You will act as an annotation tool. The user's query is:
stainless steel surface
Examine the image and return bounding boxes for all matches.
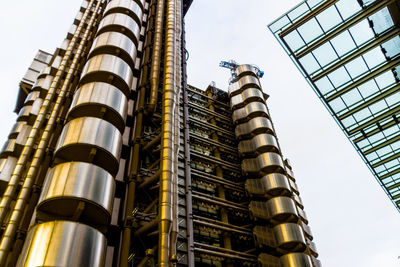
[31,74,54,98]
[103,0,143,26]
[245,173,291,197]
[232,102,269,124]
[9,122,26,139]
[55,117,122,176]
[0,157,17,193]
[17,105,32,122]
[280,253,313,267]
[242,152,285,175]
[235,64,258,79]
[17,221,106,267]
[24,91,40,105]
[229,75,261,96]
[238,133,279,155]
[230,87,264,110]
[80,54,134,97]
[97,12,141,47]
[273,223,306,250]
[38,162,115,226]
[89,31,137,70]
[266,196,298,223]
[258,253,280,267]
[235,116,275,140]
[68,82,128,133]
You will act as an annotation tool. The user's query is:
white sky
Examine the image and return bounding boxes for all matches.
[0,1,399,266]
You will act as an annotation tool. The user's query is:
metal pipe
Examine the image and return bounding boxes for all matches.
[194,247,257,262]
[0,2,104,264]
[158,0,177,265]
[147,0,165,115]
[120,1,157,265]
[0,0,97,225]
[142,133,162,151]
[138,169,161,189]
[135,218,159,236]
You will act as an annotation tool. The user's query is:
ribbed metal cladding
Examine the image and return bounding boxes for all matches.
[228,64,319,266]
[17,0,145,265]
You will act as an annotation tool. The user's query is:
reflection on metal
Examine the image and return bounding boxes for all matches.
[0,157,17,193]
[68,82,128,133]
[38,162,115,226]
[55,117,122,176]
[273,223,306,251]
[232,102,269,124]
[242,152,285,175]
[89,31,137,70]
[245,173,291,197]
[236,64,259,79]
[229,75,261,96]
[17,221,106,267]
[97,12,141,46]
[280,253,313,267]
[103,0,143,26]
[235,116,275,140]
[239,133,279,155]
[80,54,133,97]
[230,88,265,110]
[249,197,298,223]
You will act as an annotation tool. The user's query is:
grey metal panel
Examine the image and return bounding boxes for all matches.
[238,133,279,155]
[68,82,128,133]
[235,116,275,140]
[242,152,285,175]
[55,117,122,176]
[38,162,115,225]
[103,0,143,25]
[89,31,137,70]
[80,54,133,97]
[97,12,140,46]
[230,87,264,111]
[17,221,106,267]
[232,102,269,124]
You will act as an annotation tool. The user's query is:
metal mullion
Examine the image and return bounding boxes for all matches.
[339,83,400,119]
[296,0,395,58]
[279,0,339,38]
[371,150,400,168]
[363,133,400,155]
[348,104,400,135]
[326,56,400,102]
[312,27,400,81]
[378,163,400,180]
[352,117,400,143]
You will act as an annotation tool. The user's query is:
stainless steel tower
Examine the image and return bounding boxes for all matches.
[0,0,319,266]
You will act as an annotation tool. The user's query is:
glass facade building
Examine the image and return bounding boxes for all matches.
[269,0,400,211]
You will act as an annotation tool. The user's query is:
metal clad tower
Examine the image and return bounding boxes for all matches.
[0,0,319,266]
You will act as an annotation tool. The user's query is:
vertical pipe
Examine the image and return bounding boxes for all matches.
[181,18,195,267]
[147,0,165,115]
[0,0,97,225]
[159,0,176,265]
[0,1,104,264]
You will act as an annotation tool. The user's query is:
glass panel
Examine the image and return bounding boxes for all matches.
[358,79,379,99]
[329,97,346,112]
[342,88,363,106]
[299,53,320,74]
[330,31,357,57]
[307,0,325,9]
[354,108,371,122]
[362,47,386,69]
[284,30,306,51]
[315,76,334,95]
[369,7,394,35]
[345,57,369,79]
[349,20,375,46]
[328,66,351,88]
[316,5,343,32]
[375,70,396,89]
[382,36,400,59]
[270,16,291,33]
[312,42,338,67]
[335,0,362,21]
[288,3,310,22]
[297,18,324,43]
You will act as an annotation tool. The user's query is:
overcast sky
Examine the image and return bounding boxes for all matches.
[0,1,399,266]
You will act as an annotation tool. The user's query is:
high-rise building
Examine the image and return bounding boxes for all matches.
[0,0,319,266]
[269,0,400,212]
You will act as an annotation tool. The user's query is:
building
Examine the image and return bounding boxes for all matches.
[0,0,319,266]
[269,0,400,212]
